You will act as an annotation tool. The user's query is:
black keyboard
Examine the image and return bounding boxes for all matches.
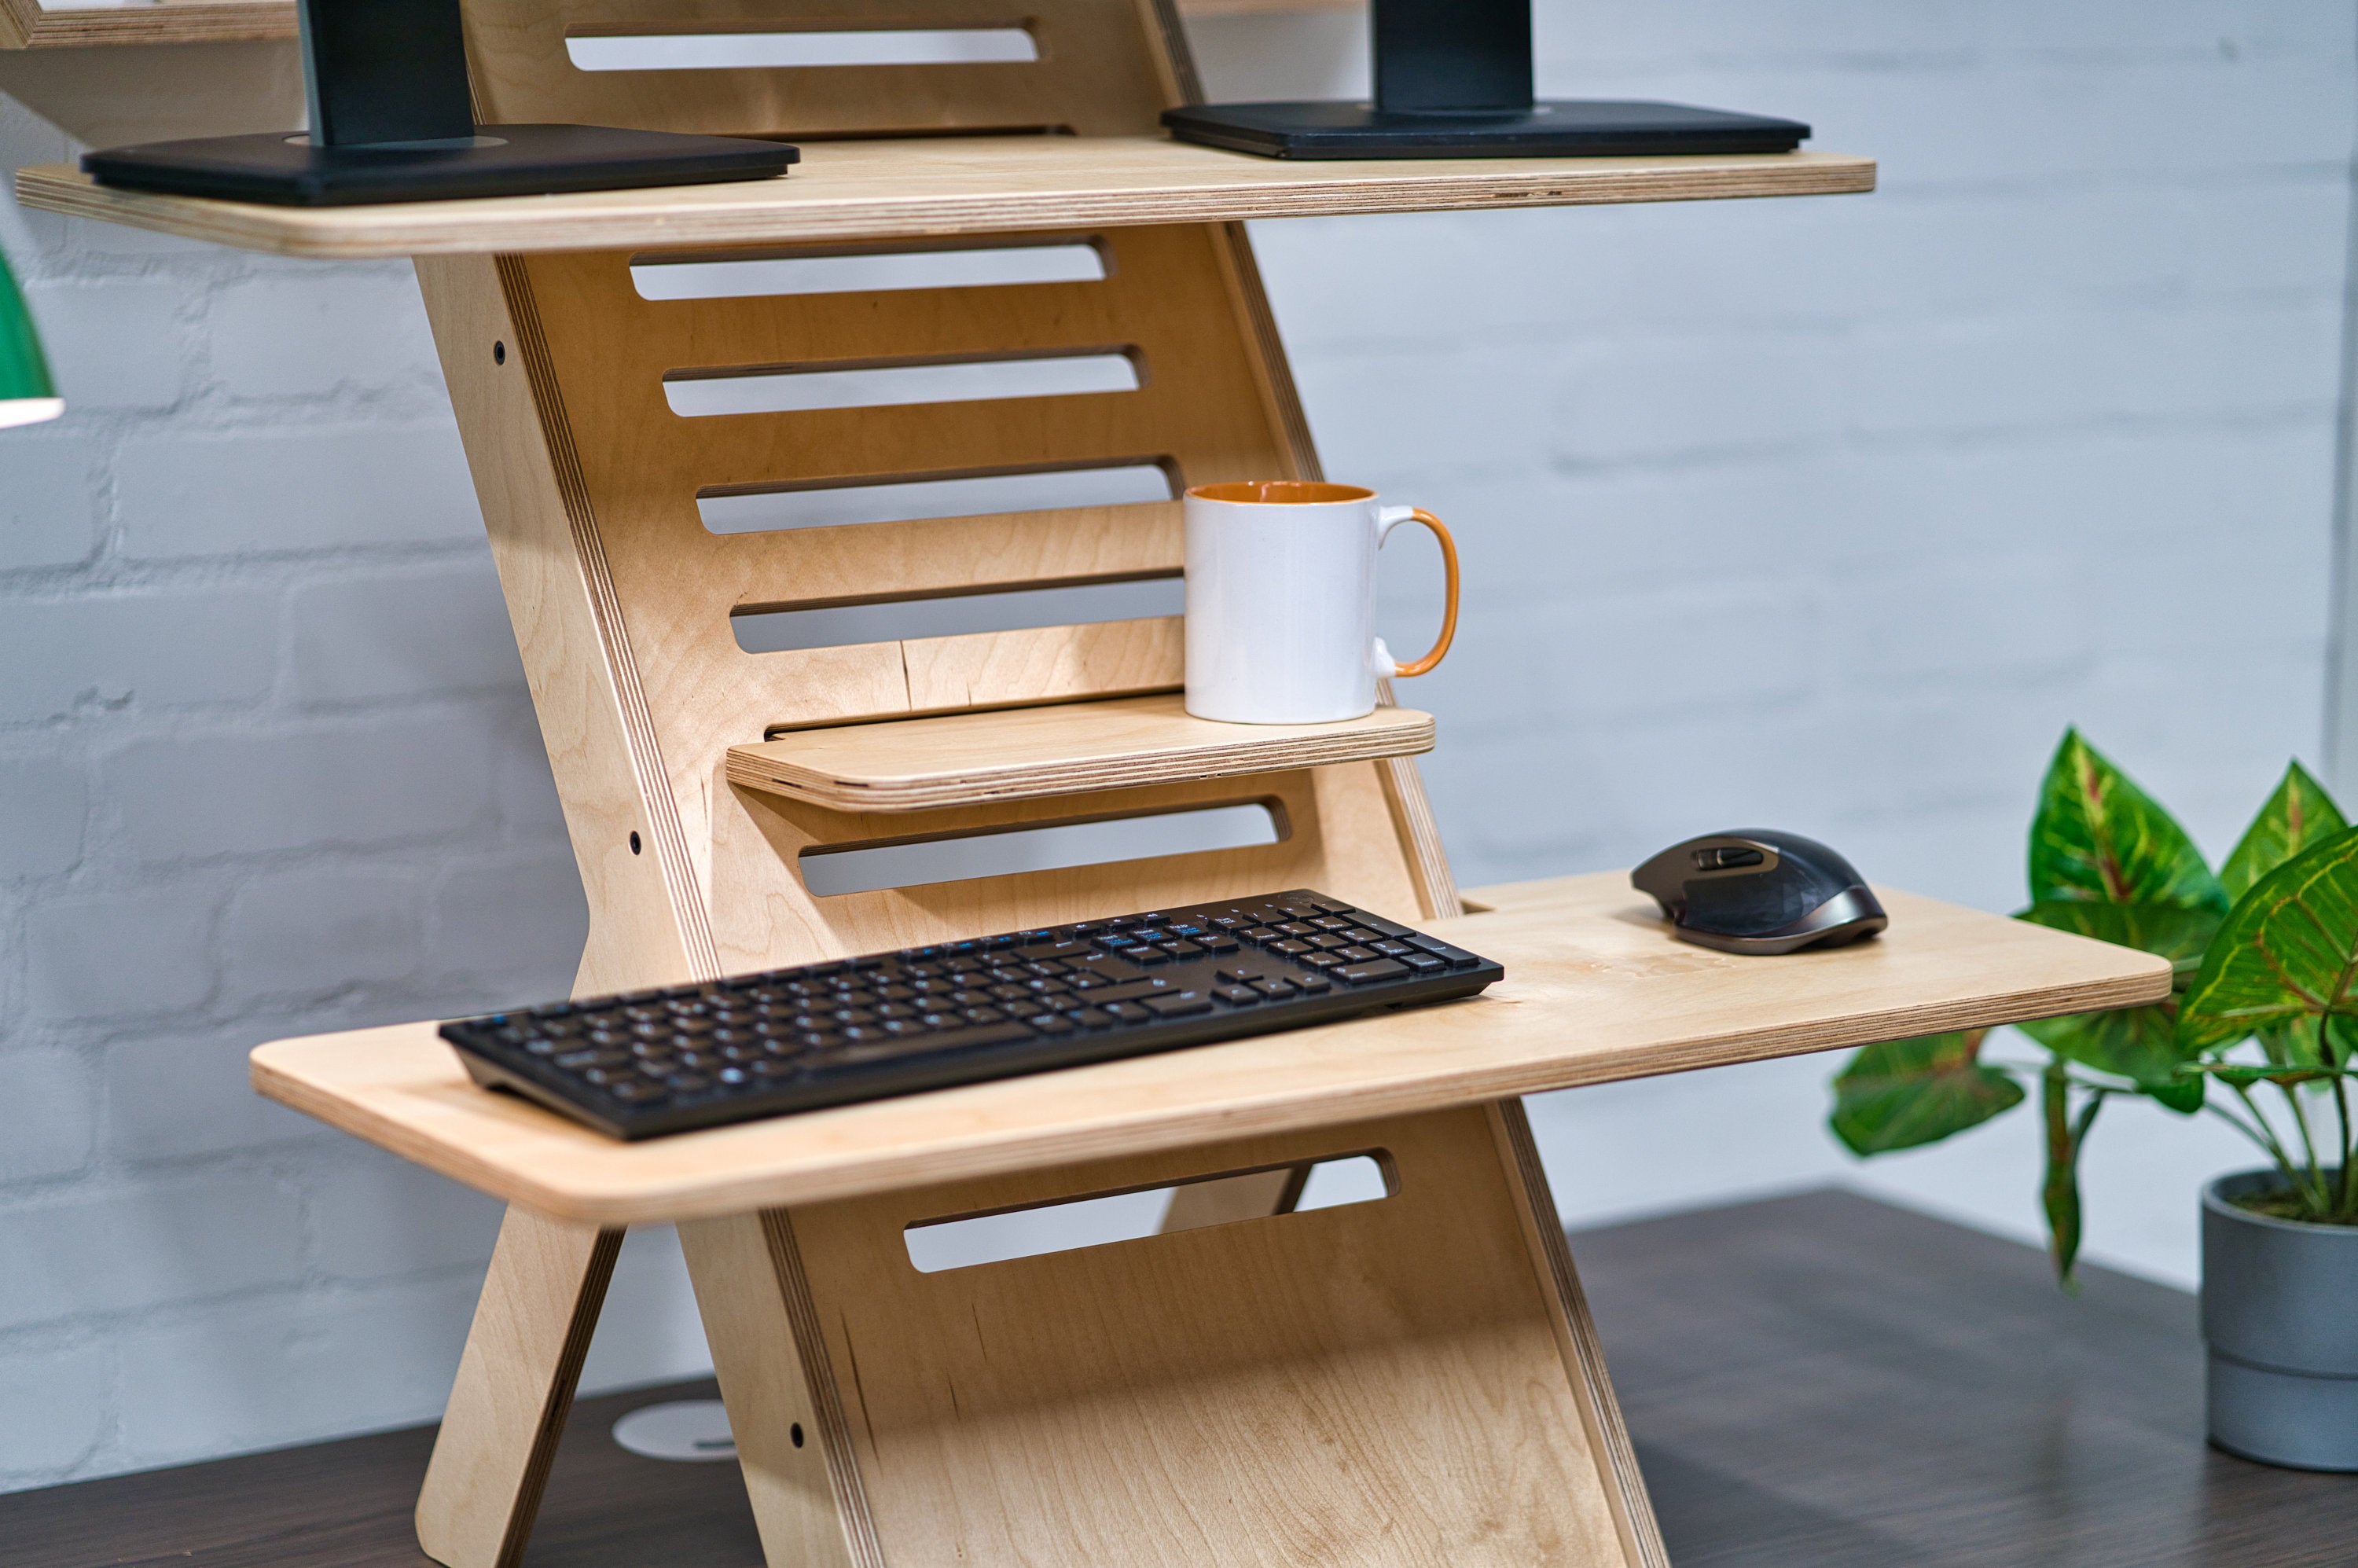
[442,889,1502,1140]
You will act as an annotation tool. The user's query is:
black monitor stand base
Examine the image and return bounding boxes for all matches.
[1162,100,1809,161]
[80,0,795,206]
[84,124,798,207]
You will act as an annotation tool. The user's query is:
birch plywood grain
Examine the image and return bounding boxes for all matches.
[0,0,285,49]
[413,1209,622,1568]
[462,0,1178,140]
[248,875,2173,1225]
[704,765,1424,975]
[725,694,1435,810]
[16,143,1879,258]
[783,1106,1634,1567]
[418,210,1456,982]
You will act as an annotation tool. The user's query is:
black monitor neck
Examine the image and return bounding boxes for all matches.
[1373,0,1535,116]
[298,0,476,147]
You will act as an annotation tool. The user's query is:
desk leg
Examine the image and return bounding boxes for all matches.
[685,1103,1666,1568]
[415,1206,623,1568]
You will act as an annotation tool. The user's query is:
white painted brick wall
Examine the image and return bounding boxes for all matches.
[0,0,2348,1493]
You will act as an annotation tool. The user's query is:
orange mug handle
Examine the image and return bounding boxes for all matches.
[1382,507,1460,678]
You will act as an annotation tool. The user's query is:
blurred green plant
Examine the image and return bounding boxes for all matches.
[1831,730,2358,1285]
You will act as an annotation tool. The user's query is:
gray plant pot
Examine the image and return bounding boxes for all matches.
[2202,1169,2358,1470]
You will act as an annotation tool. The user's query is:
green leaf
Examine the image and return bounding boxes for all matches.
[2019,1005,2185,1088]
[1831,1030,2026,1155]
[2179,827,2358,1052]
[2016,900,2220,985]
[2220,761,2348,903]
[2147,1073,2205,1114]
[2184,1062,2350,1088]
[2028,729,2224,913]
[2042,1064,2104,1287]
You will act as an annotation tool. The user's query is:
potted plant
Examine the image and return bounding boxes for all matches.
[1831,729,2358,1470]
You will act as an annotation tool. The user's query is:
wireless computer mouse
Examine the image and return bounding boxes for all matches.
[1630,830,1887,956]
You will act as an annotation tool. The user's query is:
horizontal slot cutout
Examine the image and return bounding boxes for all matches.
[904,1154,1392,1273]
[635,241,1104,301]
[733,575,1181,654]
[799,801,1282,898]
[701,462,1174,535]
[567,29,1038,72]
[667,352,1140,417]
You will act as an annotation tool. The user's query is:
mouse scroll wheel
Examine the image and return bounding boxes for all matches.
[1692,846,1765,871]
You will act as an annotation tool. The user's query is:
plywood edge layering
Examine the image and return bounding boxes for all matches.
[246,880,2175,1225]
[13,147,1878,259]
[725,694,1436,810]
[0,0,287,49]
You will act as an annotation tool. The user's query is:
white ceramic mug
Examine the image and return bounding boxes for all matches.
[1183,480,1460,725]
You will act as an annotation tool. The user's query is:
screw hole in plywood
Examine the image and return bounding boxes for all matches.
[629,831,642,854]
[799,800,1283,897]
[903,1153,1393,1272]
[665,351,1140,417]
[567,28,1039,73]
[700,460,1173,536]
[733,575,1181,655]
[492,340,505,365]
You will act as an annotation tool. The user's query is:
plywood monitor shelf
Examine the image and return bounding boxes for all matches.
[249,872,2172,1225]
[14,140,1876,258]
[727,693,1434,813]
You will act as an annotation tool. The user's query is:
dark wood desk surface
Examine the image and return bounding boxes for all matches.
[6,1190,2350,1566]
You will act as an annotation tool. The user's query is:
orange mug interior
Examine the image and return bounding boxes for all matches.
[1187,481,1376,505]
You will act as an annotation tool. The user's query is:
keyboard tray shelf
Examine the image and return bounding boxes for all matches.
[725,693,1436,813]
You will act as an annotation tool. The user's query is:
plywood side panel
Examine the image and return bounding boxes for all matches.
[413,254,717,993]
[705,763,1423,971]
[463,0,1177,139]
[788,1107,1634,1566]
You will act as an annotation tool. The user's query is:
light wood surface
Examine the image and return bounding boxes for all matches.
[15,142,1876,258]
[726,692,1436,811]
[413,1208,621,1568]
[249,874,2172,1225]
[678,1213,869,1568]
[422,211,1451,983]
[1489,1099,1669,1568]
[0,0,285,50]
[764,1103,1638,1566]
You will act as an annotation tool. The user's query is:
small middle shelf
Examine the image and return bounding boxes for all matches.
[727,692,1434,813]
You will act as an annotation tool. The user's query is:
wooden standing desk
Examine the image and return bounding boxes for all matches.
[15,4,2156,1565]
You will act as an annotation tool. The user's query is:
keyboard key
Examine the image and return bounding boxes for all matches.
[1199,933,1241,954]
[1269,940,1315,957]
[1027,1014,1077,1034]
[1407,937,1484,969]
[1247,978,1296,998]
[1291,973,1333,993]
[1214,985,1260,1005]
[1333,946,1378,963]
[1142,991,1213,1018]
[1398,952,1447,974]
[1216,966,1264,983]
[1335,959,1409,984]
[1078,979,1173,1004]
